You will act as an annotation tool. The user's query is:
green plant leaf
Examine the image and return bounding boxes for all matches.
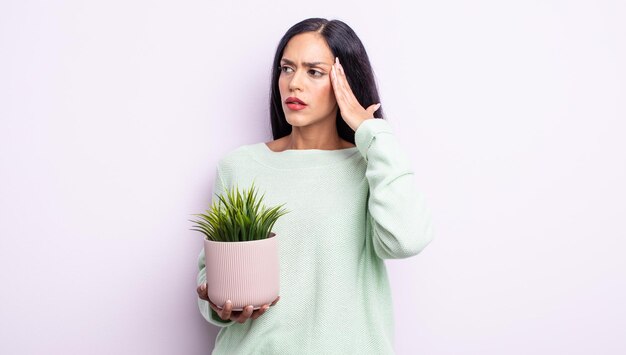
[189,183,289,242]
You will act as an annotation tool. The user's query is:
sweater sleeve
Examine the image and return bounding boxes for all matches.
[354,118,435,259]
[196,164,235,327]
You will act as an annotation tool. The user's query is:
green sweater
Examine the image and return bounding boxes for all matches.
[197,118,434,354]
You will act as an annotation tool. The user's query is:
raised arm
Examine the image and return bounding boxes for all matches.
[354,118,434,259]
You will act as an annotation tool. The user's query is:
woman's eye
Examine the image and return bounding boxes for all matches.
[279,66,323,77]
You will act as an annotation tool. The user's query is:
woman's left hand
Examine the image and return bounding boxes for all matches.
[330,56,381,132]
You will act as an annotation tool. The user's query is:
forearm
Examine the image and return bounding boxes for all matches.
[355,119,435,259]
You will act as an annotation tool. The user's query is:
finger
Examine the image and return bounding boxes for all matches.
[332,60,362,118]
[333,61,345,89]
[331,65,347,103]
[335,58,346,82]
[208,298,221,314]
[337,57,345,76]
[236,305,254,323]
[221,300,233,320]
[270,295,280,306]
[251,304,269,320]
[366,103,381,116]
[332,60,345,86]
[331,65,339,87]
[196,284,209,301]
[333,62,353,103]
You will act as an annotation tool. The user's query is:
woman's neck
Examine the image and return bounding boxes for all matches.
[268,125,354,152]
[283,130,345,150]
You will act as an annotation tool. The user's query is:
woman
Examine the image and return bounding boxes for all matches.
[196,17,434,354]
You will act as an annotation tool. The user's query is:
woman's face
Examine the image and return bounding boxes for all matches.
[278,32,337,128]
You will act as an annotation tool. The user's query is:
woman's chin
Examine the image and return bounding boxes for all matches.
[285,115,311,127]
[286,114,334,127]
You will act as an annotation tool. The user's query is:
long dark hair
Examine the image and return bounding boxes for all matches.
[269,18,385,143]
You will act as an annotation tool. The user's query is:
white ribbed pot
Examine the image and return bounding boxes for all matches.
[204,232,280,311]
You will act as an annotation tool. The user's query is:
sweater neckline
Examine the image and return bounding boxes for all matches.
[245,142,360,169]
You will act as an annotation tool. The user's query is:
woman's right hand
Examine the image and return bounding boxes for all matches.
[197,283,280,324]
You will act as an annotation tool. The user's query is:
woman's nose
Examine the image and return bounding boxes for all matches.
[288,69,304,91]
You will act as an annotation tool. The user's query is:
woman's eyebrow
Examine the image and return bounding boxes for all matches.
[280,58,330,67]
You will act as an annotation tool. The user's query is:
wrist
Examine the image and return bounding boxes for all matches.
[352,117,374,132]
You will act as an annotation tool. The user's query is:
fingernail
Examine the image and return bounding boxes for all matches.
[226,300,231,305]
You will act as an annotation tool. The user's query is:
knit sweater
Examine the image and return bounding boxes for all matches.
[196,118,434,355]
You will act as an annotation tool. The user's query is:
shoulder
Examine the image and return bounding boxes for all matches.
[216,142,262,170]
[264,136,289,152]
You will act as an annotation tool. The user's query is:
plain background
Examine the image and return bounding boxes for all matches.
[1,0,624,354]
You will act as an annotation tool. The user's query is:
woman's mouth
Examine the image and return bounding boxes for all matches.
[285,97,307,111]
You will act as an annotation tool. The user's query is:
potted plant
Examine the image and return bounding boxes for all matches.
[190,182,288,311]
